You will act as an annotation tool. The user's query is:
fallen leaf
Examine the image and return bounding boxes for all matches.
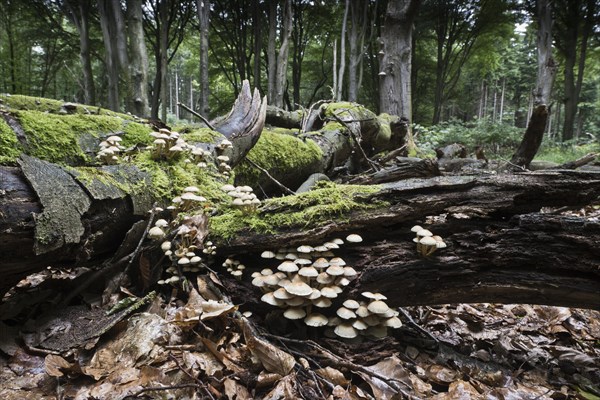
[357,355,411,400]
[316,366,349,386]
[224,377,252,400]
[44,354,73,377]
[241,318,295,376]
[262,374,298,400]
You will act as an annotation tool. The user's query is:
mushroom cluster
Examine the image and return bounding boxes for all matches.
[157,221,209,284]
[216,138,232,152]
[327,292,402,340]
[221,184,261,212]
[251,234,365,329]
[96,135,124,165]
[148,218,169,241]
[167,186,207,213]
[411,225,446,256]
[150,128,190,161]
[222,257,245,280]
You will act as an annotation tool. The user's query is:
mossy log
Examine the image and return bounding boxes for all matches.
[2,92,600,310]
[217,171,600,310]
[238,103,426,194]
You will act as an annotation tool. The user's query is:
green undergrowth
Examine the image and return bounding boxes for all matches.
[535,141,599,164]
[209,181,384,241]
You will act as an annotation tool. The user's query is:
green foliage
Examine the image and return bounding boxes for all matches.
[536,141,599,164]
[415,120,524,158]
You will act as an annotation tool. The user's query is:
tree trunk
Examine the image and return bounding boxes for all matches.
[272,0,292,109]
[64,0,96,105]
[336,0,349,102]
[127,0,149,117]
[267,1,278,107]
[159,0,169,122]
[98,0,120,111]
[379,0,421,154]
[510,0,556,168]
[196,0,210,118]
[220,171,600,311]
[347,0,368,102]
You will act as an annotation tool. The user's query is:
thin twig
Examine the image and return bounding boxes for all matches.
[330,112,381,172]
[244,158,296,195]
[263,333,417,399]
[397,307,440,344]
[177,102,216,131]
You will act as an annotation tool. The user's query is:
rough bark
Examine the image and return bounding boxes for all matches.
[127,0,150,117]
[0,83,266,296]
[196,0,210,118]
[272,0,292,108]
[510,0,556,169]
[159,0,169,122]
[64,0,95,105]
[379,0,420,153]
[98,0,120,111]
[220,171,600,310]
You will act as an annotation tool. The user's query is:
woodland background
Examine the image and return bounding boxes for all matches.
[0,0,598,159]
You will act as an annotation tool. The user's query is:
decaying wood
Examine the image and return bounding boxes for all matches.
[347,157,440,184]
[221,171,600,310]
[510,104,548,169]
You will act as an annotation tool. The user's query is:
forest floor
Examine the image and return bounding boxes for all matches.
[0,266,598,400]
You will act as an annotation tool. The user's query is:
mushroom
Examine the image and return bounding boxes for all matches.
[148,226,165,240]
[304,313,328,327]
[346,234,363,243]
[284,307,306,320]
[334,323,358,339]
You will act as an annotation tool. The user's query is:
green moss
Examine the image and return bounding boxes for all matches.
[16,111,132,163]
[0,118,22,164]
[122,121,153,147]
[210,181,384,240]
[235,128,323,187]
[129,151,230,205]
[0,94,136,120]
[183,127,222,143]
[322,102,362,118]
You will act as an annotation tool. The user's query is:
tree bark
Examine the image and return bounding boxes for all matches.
[64,0,96,105]
[220,171,600,310]
[510,0,556,169]
[347,0,368,102]
[159,0,169,122]
[379,0,420,154]
[336,0,349,101]
[196,0,210,118]
[98,0,121,111]
[127,0,149,117]
[270,0,292,108]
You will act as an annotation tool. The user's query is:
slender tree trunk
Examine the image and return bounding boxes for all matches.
[127,0,149,117]
[65,0,96,105]
[336,0,349,101]
[379,0,421,153]
[98,0,120,111]
[510,0,556,168]
[498,77,505,123]
[252,0,262,91]
[159,0,169,122]
[273,0,292,108]
[267,1,277,105]
[347,0,367,102]
[196,0,210,118]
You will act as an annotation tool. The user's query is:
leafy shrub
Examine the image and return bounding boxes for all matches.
[415,119,525,158]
